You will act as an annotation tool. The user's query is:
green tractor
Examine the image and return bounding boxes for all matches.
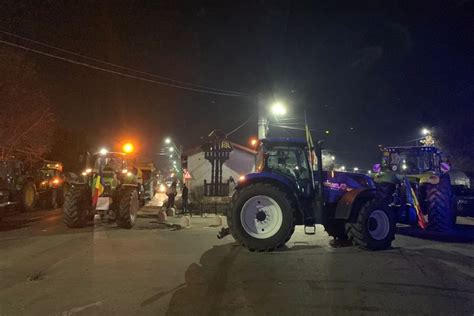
[0,159,37,218]
[372,146,455,232]
[63,150,141,228]
[35,161,65,209]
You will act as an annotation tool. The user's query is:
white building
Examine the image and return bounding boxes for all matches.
[185,142,256,196]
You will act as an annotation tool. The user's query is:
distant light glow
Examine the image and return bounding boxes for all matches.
[353,167,359,172]
[421,128,430,136]
[165,138,171,144]
[122,143,134,153]
[85,168,92,174]
[169,147,174,152]
[331,155,335,161]
[239,175,246,181]
[325,130,330,135]
[99,148,108,155]
[250,138,258,147]
[270,102,287,116]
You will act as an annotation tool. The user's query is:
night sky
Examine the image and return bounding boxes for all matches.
[1,0,473,170]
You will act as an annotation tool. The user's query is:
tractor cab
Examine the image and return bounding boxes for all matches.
[256,138,313,194]
[378,146,442,175]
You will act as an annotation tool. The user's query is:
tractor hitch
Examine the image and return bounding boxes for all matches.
[217,227,230,239]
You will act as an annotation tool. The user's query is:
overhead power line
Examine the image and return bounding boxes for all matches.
[0,30,247,96]
[226,115,254,136]
[0,38,247,97]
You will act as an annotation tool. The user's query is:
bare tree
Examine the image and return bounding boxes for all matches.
[0,47,55,161]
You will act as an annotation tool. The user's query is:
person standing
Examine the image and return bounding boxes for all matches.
[181,183,189,215]
[166,181,177,209]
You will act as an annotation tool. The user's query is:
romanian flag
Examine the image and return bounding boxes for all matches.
[410,186,427,229]
[305,123,317,169]
[92,175,104,206]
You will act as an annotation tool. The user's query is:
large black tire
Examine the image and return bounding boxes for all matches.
[345,198,396,250]
[63,185,88,228]
[20,181,37,212]
[324,220,348,240]
[229,183,296,252]
[44,190,58,209]
[56,188,65,207]
[116,187,139,229]
[426,174,456,232]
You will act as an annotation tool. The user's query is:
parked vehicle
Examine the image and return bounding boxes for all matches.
[0,159,37,218]
[222,137,396,251]
[35,160,65,209]
[63,150,141,228]
[372,146,456,231]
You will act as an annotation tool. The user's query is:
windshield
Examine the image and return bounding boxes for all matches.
[382,149,436,173]
[93,156,125,173]
[265,145,310,180]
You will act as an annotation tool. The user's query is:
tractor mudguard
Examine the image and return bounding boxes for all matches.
[235,172,298,192]
[334,188,377,220]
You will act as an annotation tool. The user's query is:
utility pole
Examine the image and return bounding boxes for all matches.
[257,93,267,139]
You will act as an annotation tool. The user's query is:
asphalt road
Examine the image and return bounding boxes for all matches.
[1,205,473,316]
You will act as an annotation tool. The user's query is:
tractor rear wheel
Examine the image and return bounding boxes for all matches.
[20,181,37,212]
[345,198,395,250]
[116,187,139,229]
[426,174,456,232]
[63,185,87,228]
[229,183,295,252]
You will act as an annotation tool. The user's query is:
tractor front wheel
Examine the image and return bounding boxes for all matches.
[345,199,395,250]
[63,185,87,228]
[229,183,295,252]
[116,187,139,229]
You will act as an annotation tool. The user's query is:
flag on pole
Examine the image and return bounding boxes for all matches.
[92,175,104,206]
[410,186,427,229]
[304,112,316,169]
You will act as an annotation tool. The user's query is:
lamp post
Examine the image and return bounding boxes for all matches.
[257,94,288,139]
[162,137,183,181]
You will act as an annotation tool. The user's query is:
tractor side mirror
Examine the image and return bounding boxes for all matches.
[373,163,381,173]
[440,162,450,173]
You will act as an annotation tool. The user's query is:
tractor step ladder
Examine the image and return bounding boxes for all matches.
[304,225,316,235]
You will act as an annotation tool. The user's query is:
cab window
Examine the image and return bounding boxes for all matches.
[266,146,310,180]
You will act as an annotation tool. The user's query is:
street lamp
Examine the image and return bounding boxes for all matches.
[421,128,430,136]
[270,102,287,116]
[353,167,359,172]
[169,147,174,152]
[258,96,288,139]
[165,138,171,144]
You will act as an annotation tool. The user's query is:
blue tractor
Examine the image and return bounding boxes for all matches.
[223,138,396,251]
